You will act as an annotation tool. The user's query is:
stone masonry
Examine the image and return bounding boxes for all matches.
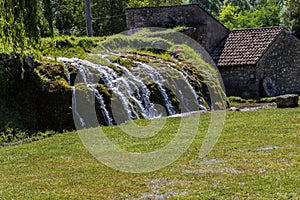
[125,4,229,53]
[257,32,300,96]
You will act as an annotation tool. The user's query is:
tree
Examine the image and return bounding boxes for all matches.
[281,0,300,39]
[149,0,182,6]
[91,0,183,36]
[91,0,127,36]
[0,0,53,52]
[126,0,182,7]
[39,0,54,37]
[51,0,85,35]
[223,0,252,11]
[219,0,282,30]
[126,0,150,7]
[190,0,222,16]
[218,3,240,30]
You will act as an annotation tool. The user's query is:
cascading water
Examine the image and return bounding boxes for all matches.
[58,57,114,126]
[166,63,207,111]
[58,57,86,128]
[133,61,176,116]
[109,62,158,119]
[58,53,207,126]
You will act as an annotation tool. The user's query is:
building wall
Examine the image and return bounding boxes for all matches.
[219,32,300,98]
[125,4,229,53]
[257,32,300,96]
[218,65,259,98]
[125,5,300,98]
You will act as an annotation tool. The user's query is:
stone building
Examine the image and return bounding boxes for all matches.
[125,4,229,53]
[125,4,300,98]
[212,27,300,98]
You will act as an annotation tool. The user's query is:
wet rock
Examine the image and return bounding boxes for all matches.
[24,55,36,71]
[276,94,299,108]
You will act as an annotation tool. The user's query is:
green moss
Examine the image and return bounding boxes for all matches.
[127,55,151,63]
[108,56,139,70]
[228,96,278,108]
[38,36,105,59]
[0,53,73,140]
[107,63,123,76]
[86,55,109,66]
[0,30,228,143]
[228,96,247,104]
[96,84,111,98]
[119,58,138,70]
[257,97,276,103]
[74,82,88,91]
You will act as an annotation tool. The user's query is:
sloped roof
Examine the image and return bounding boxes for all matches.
[212,27,285,66]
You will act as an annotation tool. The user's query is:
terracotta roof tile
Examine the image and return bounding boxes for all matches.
[212,27,285,66]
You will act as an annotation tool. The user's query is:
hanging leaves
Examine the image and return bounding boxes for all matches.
[42,0,54,37]
[0,0,53,53]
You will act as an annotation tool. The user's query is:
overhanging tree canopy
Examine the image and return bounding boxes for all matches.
[0,0,53,52]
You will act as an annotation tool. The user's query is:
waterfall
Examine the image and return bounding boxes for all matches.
[134,62,176,116]
[58,54,206,126]
[58,58,86,128]
[58,57,114,126]
[109,62,158,119]
[166,63,207,111]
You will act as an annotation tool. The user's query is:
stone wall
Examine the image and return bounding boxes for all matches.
[125,4,229,53]
[218,32,300,98]
[218,65,259,98]
[257,32,300,96]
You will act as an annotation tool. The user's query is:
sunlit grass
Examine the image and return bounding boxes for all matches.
[0,107,299,199]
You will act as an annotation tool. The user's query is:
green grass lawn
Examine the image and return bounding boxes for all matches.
[0,108,299,199]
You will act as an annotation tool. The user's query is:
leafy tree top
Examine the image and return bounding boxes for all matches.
[0,0,53,53]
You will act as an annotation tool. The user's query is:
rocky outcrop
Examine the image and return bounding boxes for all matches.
[0,54,73,132]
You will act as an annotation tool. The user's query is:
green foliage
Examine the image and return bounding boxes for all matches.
[228,96,277,107]
[190,0,222,16]
[41,0,54,37]
[39,36,105,58]
[281,0,300,39]
[0,0,38,51]
[228,96,248,104]
[51,0,85,35]
[127,0,183,7]
[126,0,151,7]
[219,1,282,30]
[224,0,252,11]
[219,3,241,30]
[0,53,74,143]
[49,0,184,36]
[258,97,276,103]
[0,0,53,53]
[0,124,28,145]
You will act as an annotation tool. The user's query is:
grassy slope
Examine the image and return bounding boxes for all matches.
[0,108,299,199]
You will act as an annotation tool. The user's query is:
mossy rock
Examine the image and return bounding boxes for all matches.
[0,55,74,133]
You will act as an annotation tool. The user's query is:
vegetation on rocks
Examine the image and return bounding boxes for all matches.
[0,54,73,142]
[0,30,226,144]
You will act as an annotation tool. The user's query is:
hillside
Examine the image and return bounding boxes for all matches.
[0,29,226,144]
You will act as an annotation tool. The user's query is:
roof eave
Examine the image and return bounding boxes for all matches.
[217,63,257,68]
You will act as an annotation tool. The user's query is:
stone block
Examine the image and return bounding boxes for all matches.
[276,94,299,108]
